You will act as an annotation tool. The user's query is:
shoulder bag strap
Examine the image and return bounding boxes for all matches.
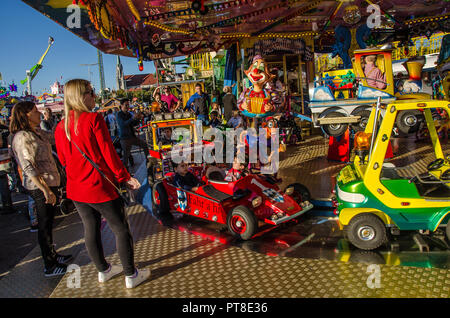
[71,140,125,198]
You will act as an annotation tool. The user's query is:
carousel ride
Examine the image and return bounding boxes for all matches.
[21,0,450,266]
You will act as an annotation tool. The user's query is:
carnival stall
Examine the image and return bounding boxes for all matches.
[20,1,449,121]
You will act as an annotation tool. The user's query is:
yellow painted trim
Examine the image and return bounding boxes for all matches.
[424,108,444,159]
[360,101,450,209]
[353,49,395,96]
[339,208,395,226]
[151,117,197,151]
[152,126,158,151]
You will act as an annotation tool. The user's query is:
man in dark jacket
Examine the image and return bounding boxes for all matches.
[185,83,210,126]
[40,107,56,132]
[116,99,149,171]
[222,86,237,122]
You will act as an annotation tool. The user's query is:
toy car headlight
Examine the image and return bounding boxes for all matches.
[285,186,294,196]
[354,131,371,151]
[336,185,366,203]
[252,196,262,208]
[164,113,173,120]
[154,114,163,121]
[174,112,182,119]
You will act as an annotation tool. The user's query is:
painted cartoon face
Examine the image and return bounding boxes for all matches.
[245,58,274,87]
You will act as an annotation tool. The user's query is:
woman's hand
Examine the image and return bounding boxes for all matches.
[125,177,141,190]
[44,188,57,205]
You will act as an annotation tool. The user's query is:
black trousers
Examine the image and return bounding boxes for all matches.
[120,136,149,171]
[73,198,135,276]
[29,186,59,269]
[0,174,12,209]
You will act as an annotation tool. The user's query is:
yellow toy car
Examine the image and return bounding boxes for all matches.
[334,98,450,250]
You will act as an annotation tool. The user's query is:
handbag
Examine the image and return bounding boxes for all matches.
[71,140,131,206]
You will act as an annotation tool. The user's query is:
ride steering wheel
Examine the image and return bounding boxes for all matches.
[441,169,450,181]
[427,158,445,171]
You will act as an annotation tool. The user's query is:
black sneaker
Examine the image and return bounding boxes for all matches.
[44,263,67,277]
[29,224,38,232]
[56,254,73,264]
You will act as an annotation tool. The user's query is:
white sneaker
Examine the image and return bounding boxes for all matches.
[98,264,123,283]
[125,268,151,289]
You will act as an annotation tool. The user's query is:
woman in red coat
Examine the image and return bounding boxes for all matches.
[55,79,149,289]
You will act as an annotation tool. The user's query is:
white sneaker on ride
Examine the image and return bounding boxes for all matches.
[125,268,151,289]
[98,264,123,283]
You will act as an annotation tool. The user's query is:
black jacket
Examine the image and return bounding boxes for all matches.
[174,172,200,191]
[222,93,237,121]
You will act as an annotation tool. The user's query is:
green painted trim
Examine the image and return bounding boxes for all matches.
[380,179,422,199]
[336,166,450,231]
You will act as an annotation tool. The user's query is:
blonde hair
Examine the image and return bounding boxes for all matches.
[63,79,92,141]
[365,55,377,63]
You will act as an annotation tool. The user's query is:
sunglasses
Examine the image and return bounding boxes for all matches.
[85,89,95,96]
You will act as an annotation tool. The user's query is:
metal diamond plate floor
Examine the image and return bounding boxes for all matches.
[1,135,449,298]
[49,205,450,298]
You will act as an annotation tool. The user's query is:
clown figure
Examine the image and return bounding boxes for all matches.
[238,55,281,122]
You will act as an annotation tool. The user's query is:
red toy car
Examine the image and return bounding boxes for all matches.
[152,166,313,240]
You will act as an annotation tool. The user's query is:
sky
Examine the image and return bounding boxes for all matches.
[0,0,165,96]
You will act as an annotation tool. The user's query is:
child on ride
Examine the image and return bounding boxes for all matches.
[159,127,173,146]
[363,55,387,90]
[173,161,200,192]
[210,102,222,117]
[225,155,247,182]
[209,110,221,128]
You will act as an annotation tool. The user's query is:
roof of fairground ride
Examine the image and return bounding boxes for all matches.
[22,0,450,61]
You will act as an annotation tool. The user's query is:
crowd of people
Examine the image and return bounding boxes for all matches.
[101,83,242,132]
[0,79,247,289]
[1,73,290,290]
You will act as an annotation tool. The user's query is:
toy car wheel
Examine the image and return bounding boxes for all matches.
[350,109,371,132]
[286,183,311,202]
[322,112,349,137]
[346,214,387,250]
[152,182,170,215]
[395,110,423,134]
[227,205,258,241]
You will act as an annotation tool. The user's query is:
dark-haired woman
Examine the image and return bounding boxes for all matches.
[10,101,72,277]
